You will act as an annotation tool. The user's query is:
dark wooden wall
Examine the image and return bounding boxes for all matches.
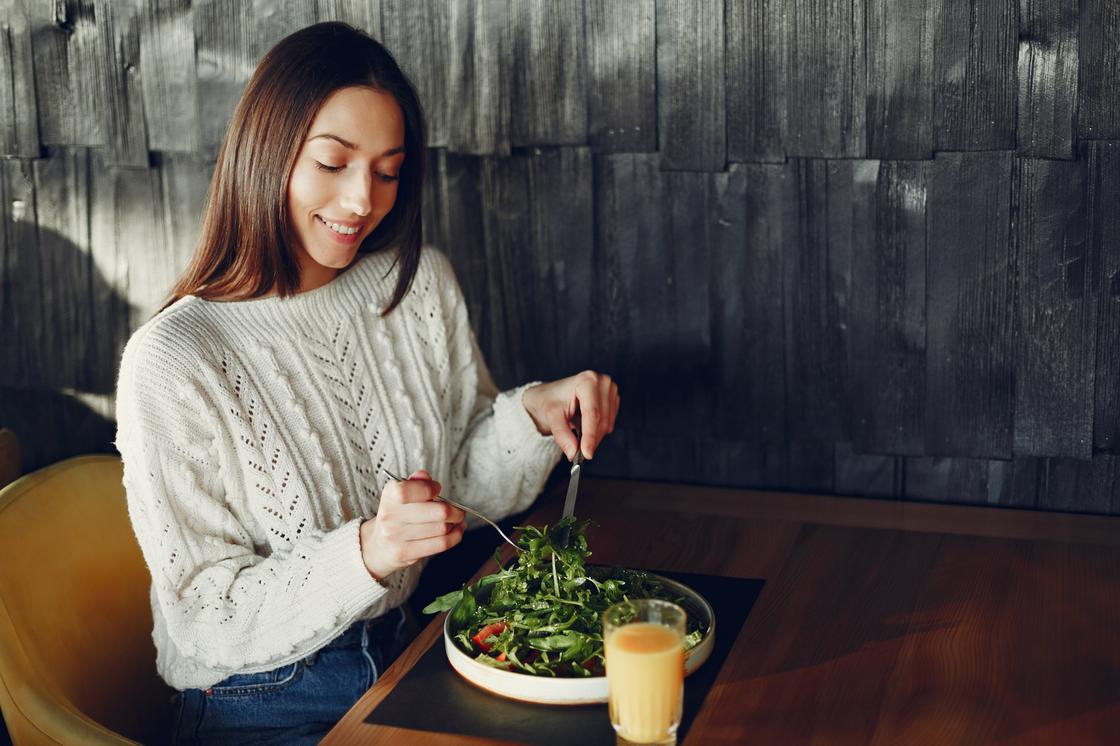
[1,0,1118,514]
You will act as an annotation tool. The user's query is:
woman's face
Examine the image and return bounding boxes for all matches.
[286,85,406,292]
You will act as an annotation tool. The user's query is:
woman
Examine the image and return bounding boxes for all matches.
[115,22,618,745]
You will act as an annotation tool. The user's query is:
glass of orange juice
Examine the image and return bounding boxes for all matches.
[603,599,686,745]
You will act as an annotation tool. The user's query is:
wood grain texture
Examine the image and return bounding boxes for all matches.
[850,160,928,455]
[1016,0,1078,159]
[904,455,994,506]
[1013,158,1096,459]
[97,0,148,167]
[1038,455,1119,514]
[0,1,40,157]
[326,480,1120,742]
[1089,142,1120,453]
[932,0,1016,151]
[509,0,586,147]
[447,0,511,155]
[317,0,381,37]
[656,0,725,171]
[835,443,903,498]
[585,0,656,153]
[194,0,254,158]
[866,0,935,159]
[381,0,451,148]
[0,157,40,388]
[1077,0,1120,140]
[726,0,786,163]
[785,159,872,443]
[522,147,595,379]
[786,0,867,158]
[710,162,792,444]
[250,0,316,59]
[594,153,712,435]
[925,152,1014,458]
[138,0,200,153]
[28,0,107,146]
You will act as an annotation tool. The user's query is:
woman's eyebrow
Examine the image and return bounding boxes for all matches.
[307,133,405,157]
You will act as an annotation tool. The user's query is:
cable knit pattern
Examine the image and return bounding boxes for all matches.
[115,247,562,690]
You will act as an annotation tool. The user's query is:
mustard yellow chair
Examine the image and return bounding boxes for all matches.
[0,428,21,490]
[0,455,174,745]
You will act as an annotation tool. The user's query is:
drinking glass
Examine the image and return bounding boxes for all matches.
[603,599,686,746]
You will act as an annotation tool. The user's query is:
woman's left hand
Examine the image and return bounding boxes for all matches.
[522,371,620,461]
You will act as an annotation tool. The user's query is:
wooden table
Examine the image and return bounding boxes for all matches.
[323,478,1120,745]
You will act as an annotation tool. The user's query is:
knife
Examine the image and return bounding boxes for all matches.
[557,450,584,548]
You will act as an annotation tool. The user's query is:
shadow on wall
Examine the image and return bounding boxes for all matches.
[0,225,138,473]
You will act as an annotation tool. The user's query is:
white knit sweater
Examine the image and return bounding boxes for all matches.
[115,247,562,690]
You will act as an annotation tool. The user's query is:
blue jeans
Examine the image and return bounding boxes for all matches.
[170,608,412,745]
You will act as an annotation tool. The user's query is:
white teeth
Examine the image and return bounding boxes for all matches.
[319,216,360,235]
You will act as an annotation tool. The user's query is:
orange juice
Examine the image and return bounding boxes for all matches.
[605,621,684,743]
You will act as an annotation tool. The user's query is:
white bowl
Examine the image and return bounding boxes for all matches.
[443,572,716,705]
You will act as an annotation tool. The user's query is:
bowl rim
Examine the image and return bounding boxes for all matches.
[441,568,716,705]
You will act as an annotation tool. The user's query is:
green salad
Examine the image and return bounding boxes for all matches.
[422,516,706,677]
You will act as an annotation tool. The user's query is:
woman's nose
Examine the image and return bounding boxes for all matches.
[339,172,372,216]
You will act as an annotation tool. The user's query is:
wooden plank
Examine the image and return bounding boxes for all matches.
[27,0,107,146]
[866,0,935,159]
[447,0,511,155]
[984,457,1041,509]
[90,157,168,327]
[509,0,586,147]
[698,524,942,743]
[904,456,992,505]
[835,443,903,498]
[251,0,316,59]
[420,149,489,332]
[522,147,595,379]
[593,153,711,433]
[656,0,725,171]
[154,153,211,277]
[925,152,1014,458]
[30,150,95,392]
[585,0,656,153]
[710,162,792,443]
[97,0,148,167]
[194,0,255,158]
[931,0,1016,151]
[871,536,1120,743]
[0,1,40,156]
[700,439,793,491]
[1013,158,1096,459]
[1016,0,1078,159]
[317,0,382,37]
[381,0,451,148]
[1089,142,1120,453]
[0,158,39,389]
[725,0,786,163]
[850,161,928,455]
[785,159,872,443]
[1077,0,1120,140]
[477,155,531,386]
[138,0,200,153]
[1039,455,1119,515]
[785,0,866,158]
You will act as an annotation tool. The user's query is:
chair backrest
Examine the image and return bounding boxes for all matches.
[0,456,174,745]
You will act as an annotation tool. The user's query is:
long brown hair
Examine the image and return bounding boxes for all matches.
[164,22,426,314]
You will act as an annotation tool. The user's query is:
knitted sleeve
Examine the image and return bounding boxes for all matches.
[431,252,563,521]
[115,321,387,675]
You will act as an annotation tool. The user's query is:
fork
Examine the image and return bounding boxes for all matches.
[382,470,523,553]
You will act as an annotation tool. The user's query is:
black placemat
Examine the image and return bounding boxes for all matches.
[366,571,764,746]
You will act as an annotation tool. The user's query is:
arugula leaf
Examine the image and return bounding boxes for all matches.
[426,517,708,678]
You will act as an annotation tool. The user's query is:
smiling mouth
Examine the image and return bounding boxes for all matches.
[316,215,363,236]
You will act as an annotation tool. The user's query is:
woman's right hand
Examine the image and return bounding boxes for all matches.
[359,470,465,581]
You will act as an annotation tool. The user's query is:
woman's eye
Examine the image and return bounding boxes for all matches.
[315,161,344,173]
[376,173,400,183]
